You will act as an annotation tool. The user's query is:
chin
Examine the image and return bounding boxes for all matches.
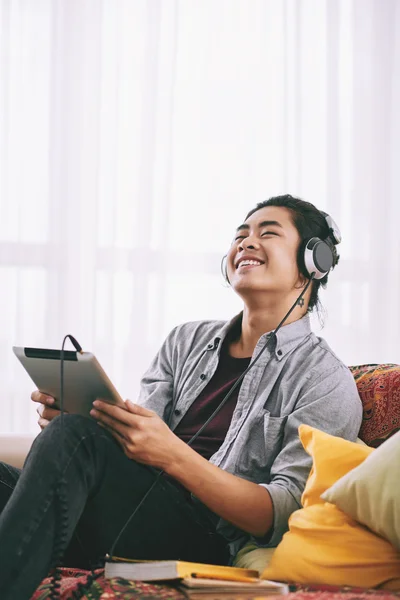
[232,279,274,296]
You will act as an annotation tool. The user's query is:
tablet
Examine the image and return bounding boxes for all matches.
[13,346,126,418]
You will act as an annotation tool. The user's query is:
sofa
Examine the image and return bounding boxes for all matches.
[1,363,399,599]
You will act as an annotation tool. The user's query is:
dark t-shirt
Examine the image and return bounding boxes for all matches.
[174,343,251,460]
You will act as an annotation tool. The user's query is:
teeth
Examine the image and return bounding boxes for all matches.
[238,260,262,268]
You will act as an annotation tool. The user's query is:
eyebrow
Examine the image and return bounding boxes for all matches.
[235,220,284,233]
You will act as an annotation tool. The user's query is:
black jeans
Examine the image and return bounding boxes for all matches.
[0,415,229,600]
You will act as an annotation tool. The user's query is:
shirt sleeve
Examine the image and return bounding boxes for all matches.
[256,363,363,547]
[136,326,179,422]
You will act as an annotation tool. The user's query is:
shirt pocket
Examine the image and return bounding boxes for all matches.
[235,410,287,481]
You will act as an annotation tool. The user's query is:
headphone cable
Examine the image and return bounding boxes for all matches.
[107,275,315,559]
[49,335,88,599]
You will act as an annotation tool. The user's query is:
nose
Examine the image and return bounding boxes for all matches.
[238,234,260,251]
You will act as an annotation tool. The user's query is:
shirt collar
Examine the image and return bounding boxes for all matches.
[271,313,312,360]
[207,313,312,361]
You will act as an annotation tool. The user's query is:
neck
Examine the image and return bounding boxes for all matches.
[230,296,307,358]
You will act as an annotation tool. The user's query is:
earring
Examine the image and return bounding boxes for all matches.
[297,298,305,307]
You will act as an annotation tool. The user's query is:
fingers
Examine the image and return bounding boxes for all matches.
[92,400,134,425]
[31,390,55,406]
[90,408,130,439]
[36,405,62,421]
[98,420,125,441]
[124,400,154,417]
[35,396,66,430]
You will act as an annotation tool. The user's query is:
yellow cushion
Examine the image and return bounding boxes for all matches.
[299,425,373,508]
[262,425,400,589]
[322,430,400,551]
[233,434,367,574]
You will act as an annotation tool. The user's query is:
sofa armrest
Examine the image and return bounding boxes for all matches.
[0,434,37,469]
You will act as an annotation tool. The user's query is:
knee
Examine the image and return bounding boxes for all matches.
[37,414,112,464]
[47,414,99,438]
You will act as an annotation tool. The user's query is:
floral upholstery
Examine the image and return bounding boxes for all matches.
[31,568,184,599]
[349,364,400,447]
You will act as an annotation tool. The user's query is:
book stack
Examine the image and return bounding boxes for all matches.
[105,559,288,598]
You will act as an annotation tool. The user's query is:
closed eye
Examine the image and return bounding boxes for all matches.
[233,231,279,242]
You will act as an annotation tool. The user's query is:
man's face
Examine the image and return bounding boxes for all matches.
[226,206,304,297]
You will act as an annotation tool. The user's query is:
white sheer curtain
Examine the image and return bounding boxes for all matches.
[0,0,399,433]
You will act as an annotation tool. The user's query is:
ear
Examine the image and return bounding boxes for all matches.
[294,254,308,289]
[294,274,308,290]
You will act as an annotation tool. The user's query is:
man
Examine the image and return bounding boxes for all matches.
[0,195,362,599]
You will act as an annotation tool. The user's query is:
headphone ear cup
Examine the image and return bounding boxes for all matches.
[303,237,334,280]
[221,255,230,284]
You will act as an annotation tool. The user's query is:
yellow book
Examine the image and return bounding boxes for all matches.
[104,558,260,582]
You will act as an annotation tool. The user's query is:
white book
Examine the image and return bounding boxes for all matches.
[104,559,259,582]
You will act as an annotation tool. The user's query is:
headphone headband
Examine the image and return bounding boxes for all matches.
[319,211,342,245]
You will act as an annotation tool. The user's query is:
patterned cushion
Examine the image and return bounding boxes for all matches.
[349,364,400,447]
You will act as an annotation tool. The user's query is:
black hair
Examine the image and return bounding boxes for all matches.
[222,193,340,317]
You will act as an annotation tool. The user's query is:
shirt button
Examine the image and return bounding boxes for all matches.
[200,374,207,380]
[174,408,181,416]
[277,350,282,356]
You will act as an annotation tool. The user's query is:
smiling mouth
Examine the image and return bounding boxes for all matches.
[236,261,264,271]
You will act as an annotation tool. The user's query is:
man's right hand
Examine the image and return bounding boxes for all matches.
[31,391,66,430]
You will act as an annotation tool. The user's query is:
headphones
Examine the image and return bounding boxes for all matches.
[300,211,342,280]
